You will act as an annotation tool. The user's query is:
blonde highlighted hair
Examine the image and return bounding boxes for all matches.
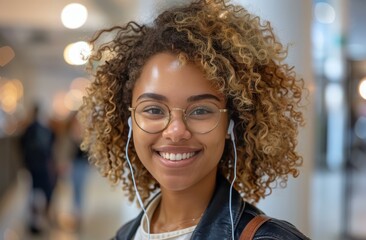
[79,0,305,204]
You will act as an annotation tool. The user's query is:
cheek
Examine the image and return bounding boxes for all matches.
[214,139,227,160]
[204,131,227,160]
[132,130,148,160]
[131,129,158,165]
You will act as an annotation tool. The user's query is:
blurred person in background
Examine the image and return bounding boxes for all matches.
[19,104,57,234]
[65,112,90,230]
[52,111,91,232]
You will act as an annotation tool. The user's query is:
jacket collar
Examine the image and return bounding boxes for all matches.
[116,173,245,239]
[191,173,245,239]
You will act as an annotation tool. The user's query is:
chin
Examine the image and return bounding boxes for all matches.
[158,174,196,192]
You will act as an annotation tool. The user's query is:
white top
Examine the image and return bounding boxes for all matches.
[133,195,197,240]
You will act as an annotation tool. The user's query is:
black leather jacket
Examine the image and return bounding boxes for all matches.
[114,174,311,239]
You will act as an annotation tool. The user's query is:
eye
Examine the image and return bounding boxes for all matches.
[142,106,167,120]
[136,102,168,120]
[143,106,165,115]
[187,106,215,120]
[190,107,211,115]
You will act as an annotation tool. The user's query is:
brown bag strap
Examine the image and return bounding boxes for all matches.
[239,215,271,240]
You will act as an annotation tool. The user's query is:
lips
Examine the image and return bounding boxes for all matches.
[159,152,196,161]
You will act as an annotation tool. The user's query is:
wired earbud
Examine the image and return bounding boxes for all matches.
[125,116,150,239]
[227,119,237,240]
[227,119,234,136]
[128,116,132,128]
[127,117,132,138]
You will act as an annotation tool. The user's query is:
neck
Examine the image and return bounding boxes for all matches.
[151,173,217,233]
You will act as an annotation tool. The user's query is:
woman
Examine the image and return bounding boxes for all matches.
[79,0,310,239]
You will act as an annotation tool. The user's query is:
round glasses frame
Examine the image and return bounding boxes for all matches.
[128,101,228,134]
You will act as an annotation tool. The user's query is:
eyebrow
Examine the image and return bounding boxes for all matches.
[187,94,221,103]
[136,93,221,103]
[136,93,168,102]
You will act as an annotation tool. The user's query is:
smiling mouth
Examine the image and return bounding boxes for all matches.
[158,152,197,161]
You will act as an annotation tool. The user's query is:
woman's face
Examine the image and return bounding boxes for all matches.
[131,52,229,192]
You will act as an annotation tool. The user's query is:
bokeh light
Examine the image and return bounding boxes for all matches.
[359,78,366,100]
[51,77,90,119]
[314,2,336,24]
[52,91,70,120]
[0,79,24,114]
[64,89,84,111]
[0,46,15,67]
[70,77,90,93]
[66,77,90,111]
[61,3,88,29]
[63,41,91,65]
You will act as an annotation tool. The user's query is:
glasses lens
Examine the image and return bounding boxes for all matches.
[134,101,169,133]
[185,102,221,134]
[132,101,224,134]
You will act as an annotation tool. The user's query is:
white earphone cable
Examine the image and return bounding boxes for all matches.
[126,118,236,239]
[125,123,151,239]
[229,127,237,240]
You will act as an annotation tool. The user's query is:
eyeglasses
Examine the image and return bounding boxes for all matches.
[129,100,228,134]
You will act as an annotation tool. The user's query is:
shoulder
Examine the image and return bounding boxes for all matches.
[241,203,310,240]
[255,218,310,240]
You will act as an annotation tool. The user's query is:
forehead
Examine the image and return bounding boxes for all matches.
[132,52,225,104]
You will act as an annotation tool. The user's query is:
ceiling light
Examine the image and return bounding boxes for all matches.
[64,41,91,65]
[359,78,366,100]
[61,3,88,29]
[314,2,336,24]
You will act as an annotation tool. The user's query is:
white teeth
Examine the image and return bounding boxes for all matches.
[159,152,196,161]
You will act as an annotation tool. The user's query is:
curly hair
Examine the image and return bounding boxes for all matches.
[79,0,305,204]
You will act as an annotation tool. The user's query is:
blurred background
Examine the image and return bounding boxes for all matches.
[0,0,365,239]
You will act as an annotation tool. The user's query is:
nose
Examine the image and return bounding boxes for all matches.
[162,110,192,142]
